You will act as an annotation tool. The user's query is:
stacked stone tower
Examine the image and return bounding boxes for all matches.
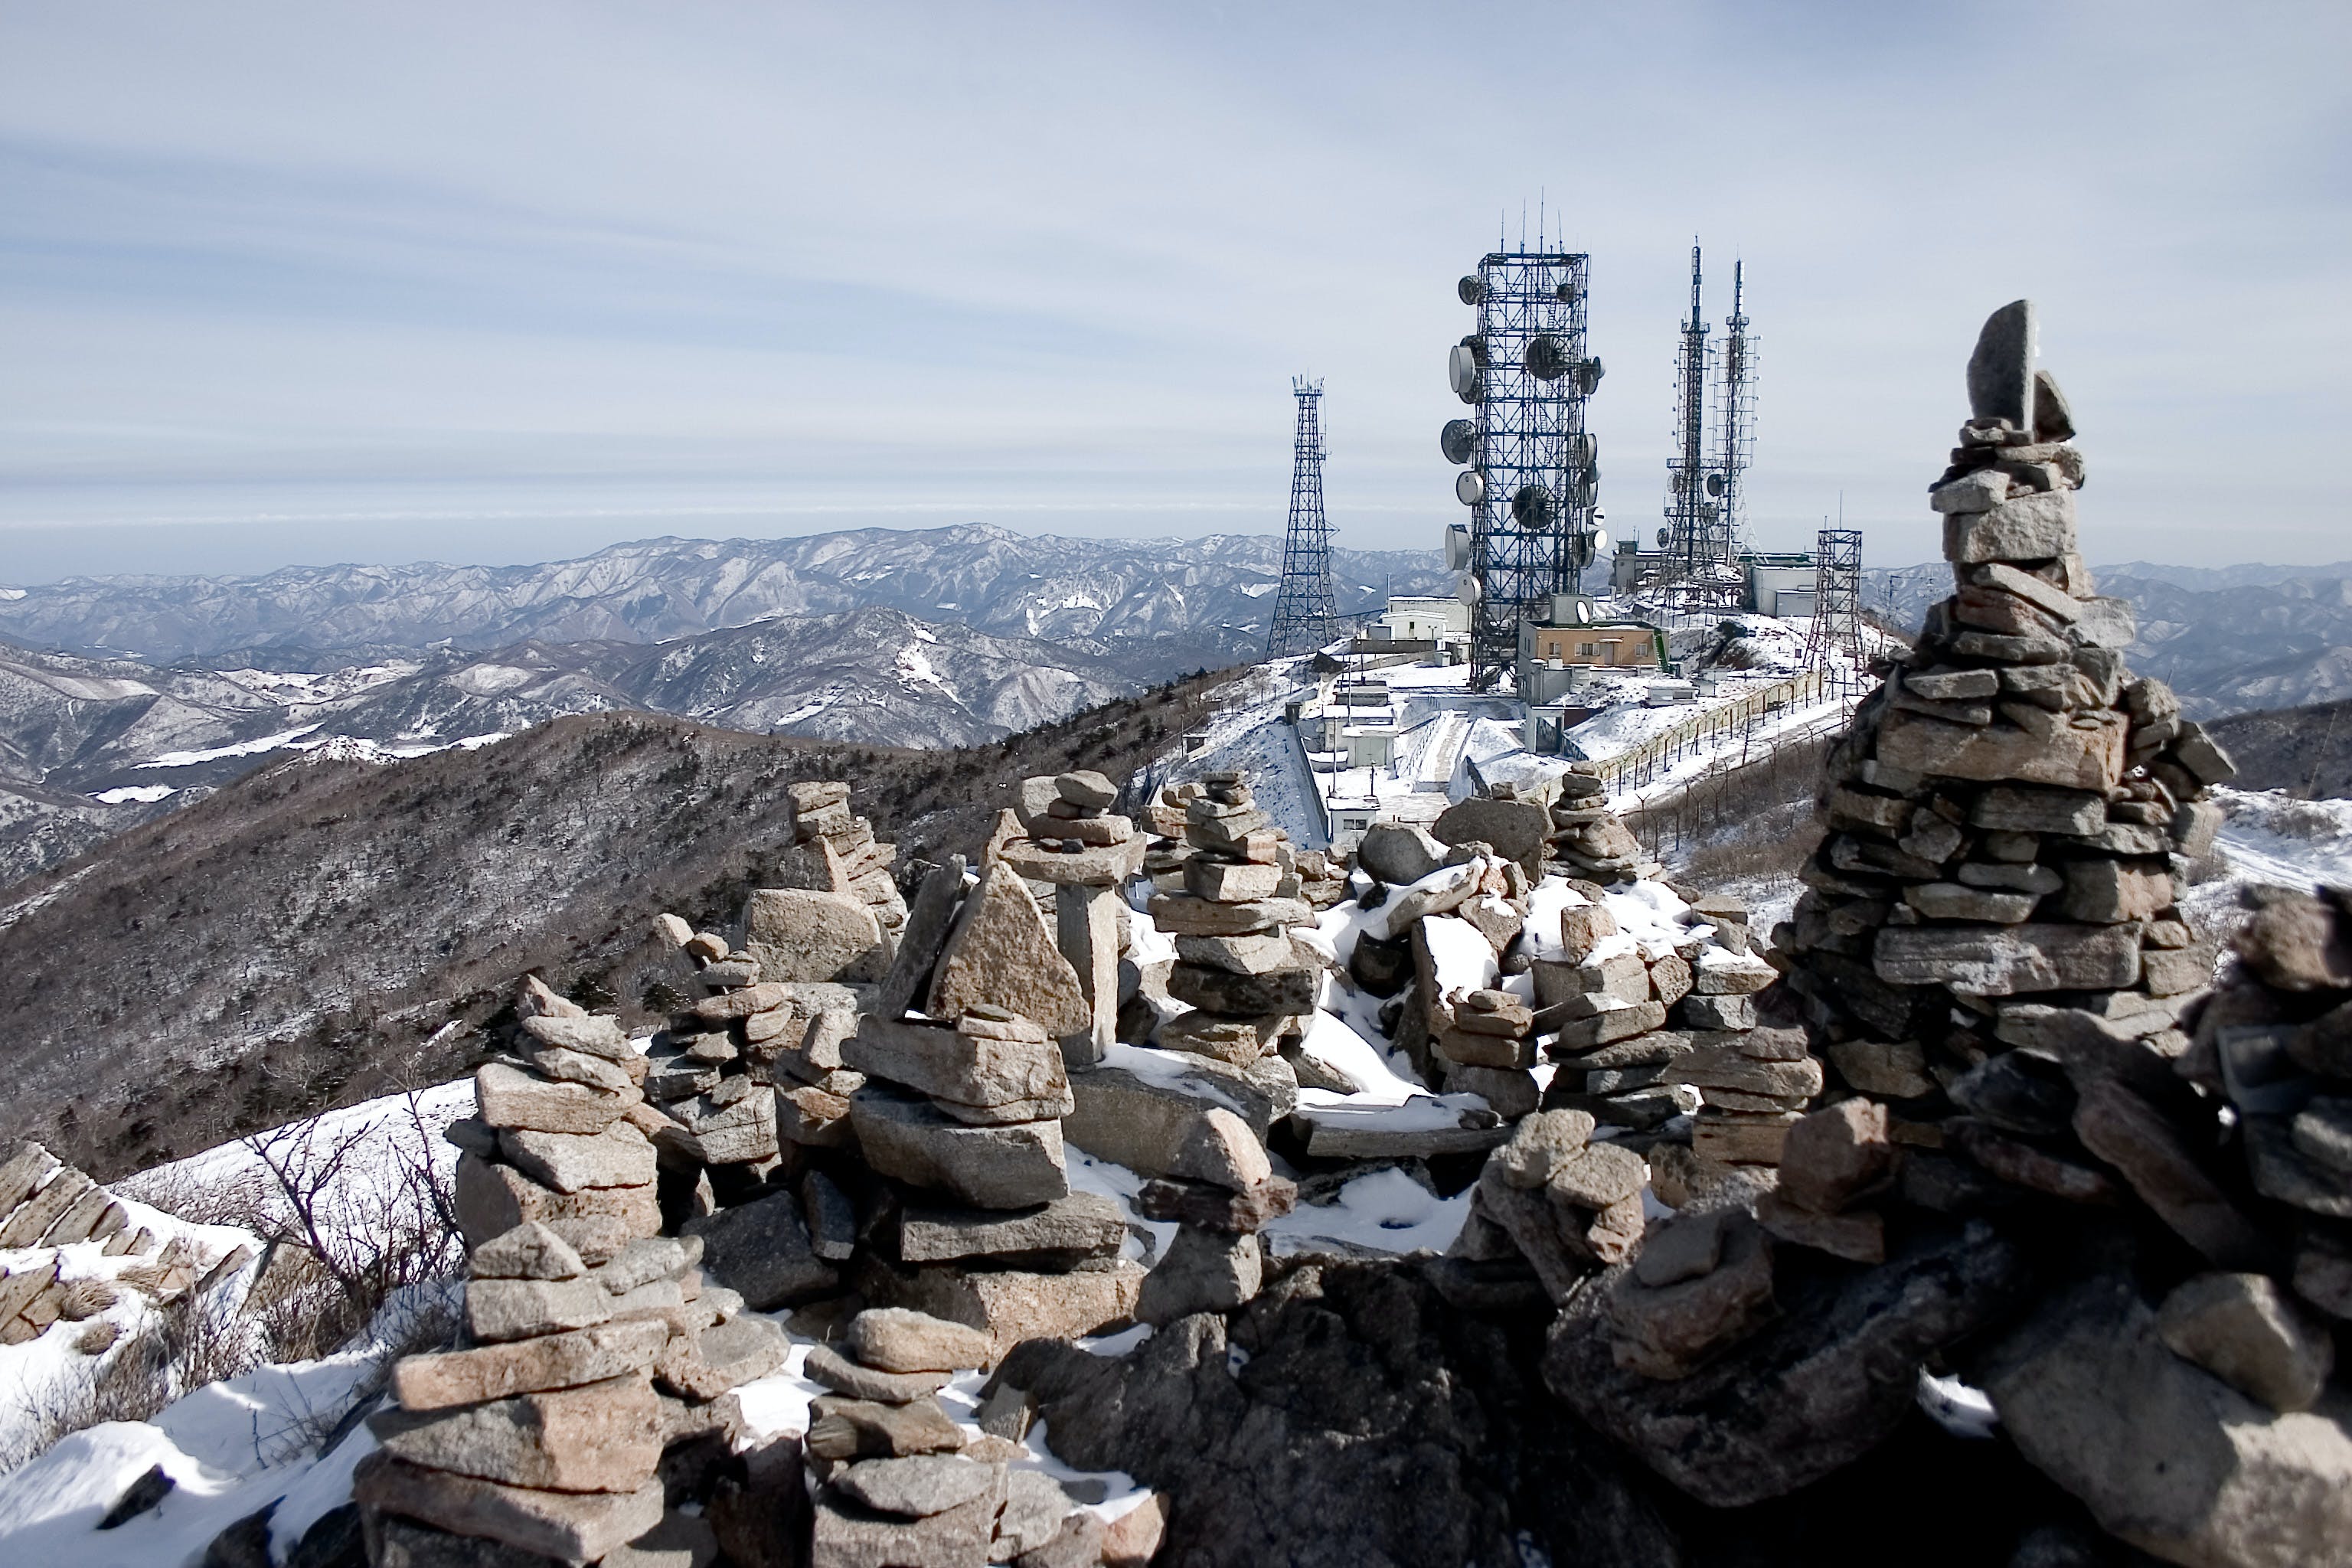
[1764,299,2236,1246]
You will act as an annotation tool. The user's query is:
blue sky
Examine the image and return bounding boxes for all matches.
[1,2,2347,582]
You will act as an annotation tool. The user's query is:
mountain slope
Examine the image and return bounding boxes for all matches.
[0,524,1452,669]
[0,673,1236,1181]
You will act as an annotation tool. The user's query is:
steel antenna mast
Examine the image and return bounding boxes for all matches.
[1266,377,1337,659]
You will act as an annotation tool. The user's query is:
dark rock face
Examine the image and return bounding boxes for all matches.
[990,1263,1680,1568]
[1544,1220,2034,1508]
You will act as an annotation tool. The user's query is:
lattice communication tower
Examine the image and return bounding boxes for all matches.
[1660,245,1752,613]
[1266,377,1338,659]
[1802,526,1867,696]
[1440,250,1603,690]
[1713,260,1756,573]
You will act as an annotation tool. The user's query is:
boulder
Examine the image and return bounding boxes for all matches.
[876,855,968,1018]
[455,1154,661,1263]
[682,1190,840,1311]
[1980,1272,2352,1568]
[844,1017,1068,1112]
[1355,823,1445,886]
[1873,707,2120,792]
[495,1123,657,1195]
[1776,1099,1896,1214]
[804,1344,950,1404]
[1135,1228,1261,1325]
[743,888,886,984]
[809,1485,1000,1568]
[1873,923,2141,994]
[470,1222,587,1282]
[833,1454,1003,1518]
[464,1277,612,1343]
[2157,1271,2335,1413]
[391,1319,672,1411]
[1063,1070,1282,1179]
[1548,1220,2031,1506]
[874,1261,1145,1368]
[368,1374,662,1492]
[846,1308,995,1374]
[474,1063,631,1136]
[896,1192,1125,1265]
[1433,797,1549,870]
[926,866,1089,1036]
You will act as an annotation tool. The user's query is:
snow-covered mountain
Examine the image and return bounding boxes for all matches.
[0,607,1135,886]
[0,524,1452,668]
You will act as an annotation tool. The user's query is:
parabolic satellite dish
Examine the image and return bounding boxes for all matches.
[1706,472,1726,497]
[1570,472,1599,508]
[1455,575,1482,606]
[1439,419,1476,465]
[1571,432,1597,468]
[1592,528,1611,554]
[1576,358,1607,394]
[1455,469,1485,506]
[1556,279,1583,305]
[1524,333,1571,381]
[1444,524,1472,570]
[1511,485,1556,530]
[1459,275,1483,306]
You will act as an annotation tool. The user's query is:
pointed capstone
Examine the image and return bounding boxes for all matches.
[1966,299,2036,430]
[924,864,1089,1036]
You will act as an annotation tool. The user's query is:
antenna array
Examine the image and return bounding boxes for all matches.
[1440,249,1604,691]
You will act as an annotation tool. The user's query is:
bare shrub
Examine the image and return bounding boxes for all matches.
[235,1084,464,1365]
[2265,801,2342,841]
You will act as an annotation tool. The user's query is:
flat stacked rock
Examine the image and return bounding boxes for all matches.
[806,1307,1142,1566]
[0,1141,220,1355]
[1546,765,1665,884]
[1769,299,2236,1236]
[634,936,796,1216]
[1432,987,1540,1121]
[358,1213,787,1563]
[448,978,665,1272]
[845,982,1143,1358]
[1129,1102,1295,1325]
[1450,1109,1647,1304]
[763,779,908,964]
[996,771,1147,1067]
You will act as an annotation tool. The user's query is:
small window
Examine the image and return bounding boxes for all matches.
[1578,642,1596,658]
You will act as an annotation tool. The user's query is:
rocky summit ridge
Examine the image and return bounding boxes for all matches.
[14,307,2352,1568]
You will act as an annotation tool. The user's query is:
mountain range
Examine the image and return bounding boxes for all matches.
[2,523,2345,890]
[0,524,1450,667]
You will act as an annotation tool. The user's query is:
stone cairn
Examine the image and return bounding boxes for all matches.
[359,776,1176,1563]
[802,1305,1155,1564]
[1155,772,1321,1073]
[995,769,1145,1067]
[364,976,790,1564]
[763,779,910,958]
[1748,298,2238,1271]
[1535,307,2352,1564]
[1544,766,1665,885]
[0,1142,247,1355]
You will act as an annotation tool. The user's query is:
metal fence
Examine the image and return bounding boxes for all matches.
[1591,668,1844,794]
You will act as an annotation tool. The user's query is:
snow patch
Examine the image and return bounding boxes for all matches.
[89,786,175,805]
[136,725,322,768]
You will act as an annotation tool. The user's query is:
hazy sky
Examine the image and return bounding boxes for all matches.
[2,2,2347,583]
